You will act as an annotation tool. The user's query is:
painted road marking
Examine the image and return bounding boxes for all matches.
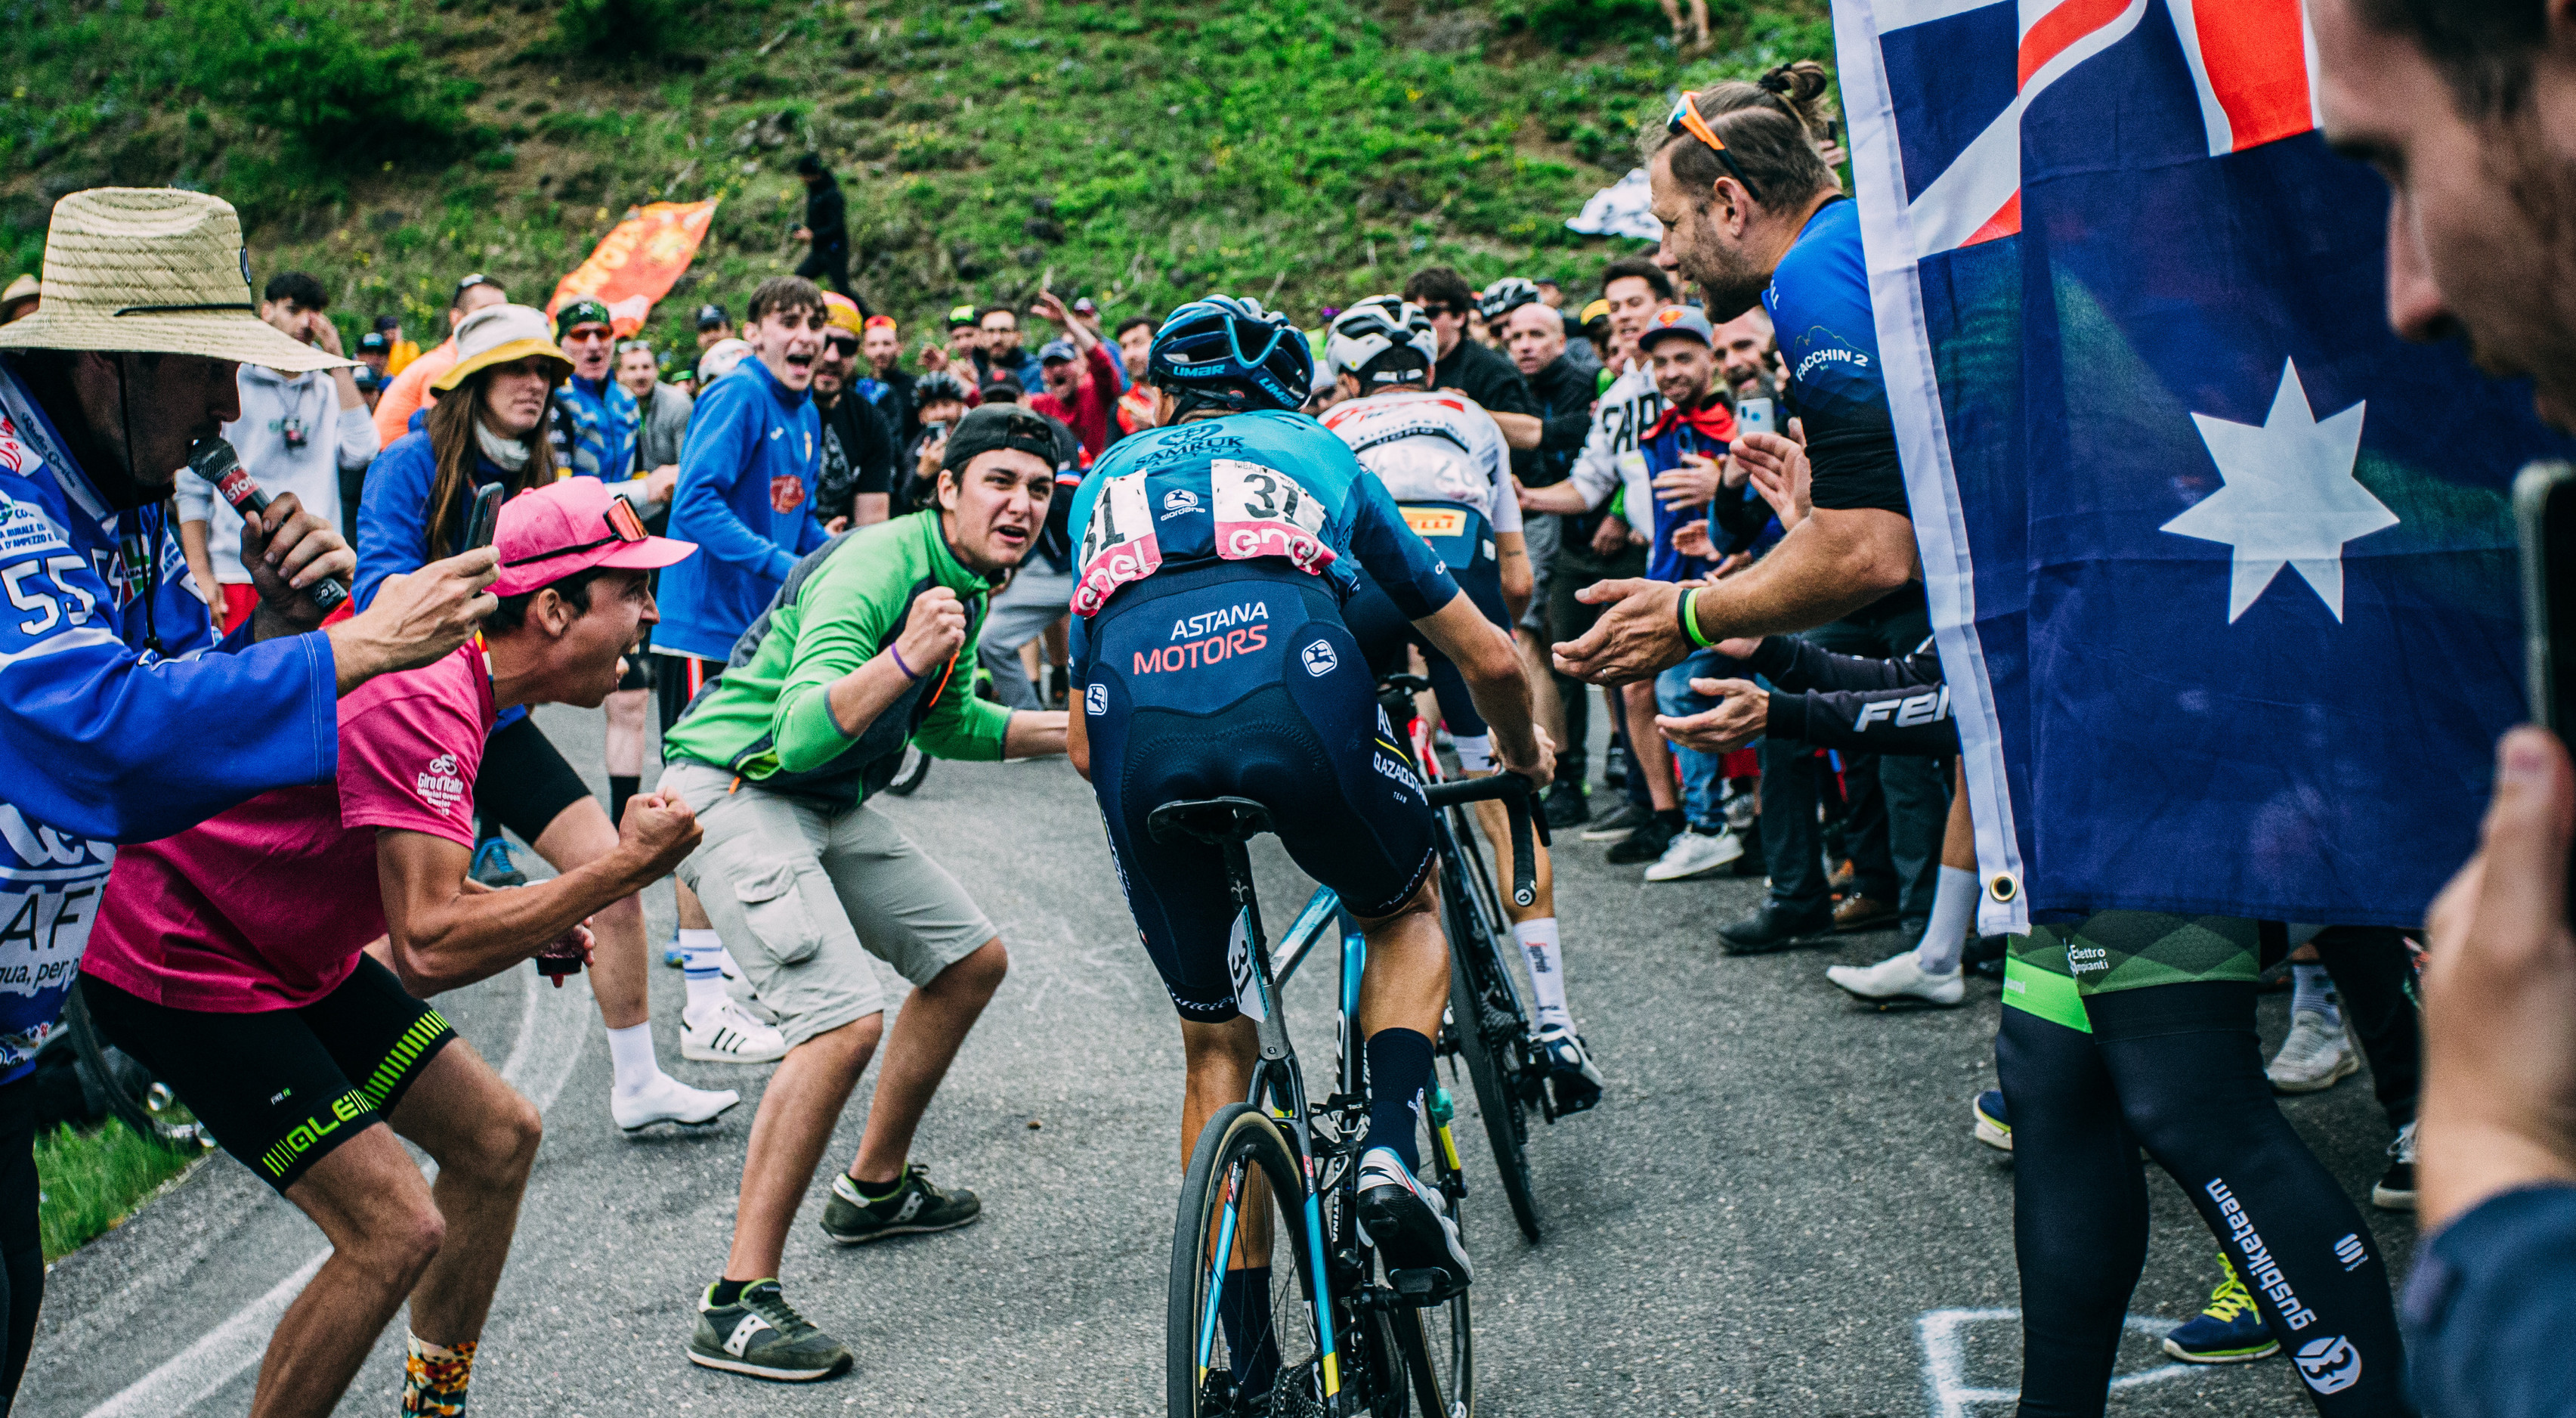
[1919,1307,2195,1418]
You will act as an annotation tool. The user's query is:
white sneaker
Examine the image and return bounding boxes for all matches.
[612,1073,740,1132]
[2267,1012,2357,1092]
[684,997,790,1064]
[1826,949,1966,1007]
[1644,827,1743,881]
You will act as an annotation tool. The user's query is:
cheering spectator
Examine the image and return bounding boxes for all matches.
[1405,266,1542,444]
[179,271,381,624]
[373,273,506,446]
[355,330,392,380]
[812,294,899,531]
[791,153,866,314]
[617,339,691,515]
[858,314,919,447]
[974,305,1045,391]
[692,303,734,382]
[1027,289,1120,457]
[547,298,639,482]
[1114,314,1160,435]
[899,370,973,515]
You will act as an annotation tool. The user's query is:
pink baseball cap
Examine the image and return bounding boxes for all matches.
[493,476,695,597]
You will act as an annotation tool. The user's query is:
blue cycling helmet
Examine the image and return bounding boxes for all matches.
[1146,294,1313,413]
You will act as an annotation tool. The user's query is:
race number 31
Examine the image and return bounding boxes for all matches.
[1212,459,1336,575]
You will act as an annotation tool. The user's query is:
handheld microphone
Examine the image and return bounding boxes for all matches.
[190,438,350,613]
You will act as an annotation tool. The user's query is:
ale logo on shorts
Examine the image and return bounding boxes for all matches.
[1085,683,1107,716]
[416,754,466,814]
[2293,1335,2359,1395]
[1302,639,1337,677]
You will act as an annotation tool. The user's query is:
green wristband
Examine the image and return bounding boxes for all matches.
[1680,587,1714,649]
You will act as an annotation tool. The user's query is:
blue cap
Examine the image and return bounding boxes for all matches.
[1038,337,1079,365]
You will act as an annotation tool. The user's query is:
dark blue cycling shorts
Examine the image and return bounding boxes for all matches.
[1081,562,1437,1023]
[1344,502,1505,741]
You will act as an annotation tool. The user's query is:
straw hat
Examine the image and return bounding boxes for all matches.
[0,188,348,372]
[432,304,573,392]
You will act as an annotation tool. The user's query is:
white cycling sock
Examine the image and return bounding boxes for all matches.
[1910,865,1979,977]
[1515,918,1569,1028]
[606,1021,660,1093]
[680,927,727,1012]
[2290,964,2341,1027]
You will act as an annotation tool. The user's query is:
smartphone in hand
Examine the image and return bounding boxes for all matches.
[464,483,505,553]
[2514,460,2576,921]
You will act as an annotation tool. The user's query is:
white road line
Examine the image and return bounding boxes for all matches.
[82,969,593,1418]
[1918,1307,2195,1418]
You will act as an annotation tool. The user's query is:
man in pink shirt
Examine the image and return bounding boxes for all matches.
[79,477,700,1418]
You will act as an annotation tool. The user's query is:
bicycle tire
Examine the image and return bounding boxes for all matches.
[1442,888,1541,1243]
[883,743,932,797]
[1170,1103,1325,1417]
[63,988,206,1150]
[1391,1097,1473,1418]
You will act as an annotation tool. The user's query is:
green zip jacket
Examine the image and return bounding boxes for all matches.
[662,509,1012,807]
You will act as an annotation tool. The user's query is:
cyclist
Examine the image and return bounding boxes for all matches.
[1318,295,1603,1110]
[1063,297,1554,1395]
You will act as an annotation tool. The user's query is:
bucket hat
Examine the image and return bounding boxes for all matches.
[432,305,573,392]
[0,188,348,372]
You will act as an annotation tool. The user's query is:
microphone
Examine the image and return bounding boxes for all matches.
[189,438,350,612]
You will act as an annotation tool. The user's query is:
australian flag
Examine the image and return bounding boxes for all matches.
[1834,0,2574,930]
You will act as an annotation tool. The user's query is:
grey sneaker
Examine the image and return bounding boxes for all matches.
[1579,802,1649,843]
[818,1164,982,1245]
[2266,1011,2357,1093]
[688,1280,853,1382]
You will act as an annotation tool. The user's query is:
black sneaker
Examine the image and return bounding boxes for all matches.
[1579,801,1648,844]
[1604,814,1679,865]
[688,1280,854,1382]
[1717,903,1835,955]
[2371,1122,2417,1211]
[1543,779,1591,829]
[818,1165,982,1245]
[1355,1148,1472,1300]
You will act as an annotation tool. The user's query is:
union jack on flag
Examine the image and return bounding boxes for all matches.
[1835,0,2574,928]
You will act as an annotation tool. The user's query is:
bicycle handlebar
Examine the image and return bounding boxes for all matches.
[1422,772,1546,908]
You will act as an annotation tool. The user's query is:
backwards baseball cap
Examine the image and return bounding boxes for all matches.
[942,403,1062,472]
[1071,296,1099,317]
[946,303,979,329]
[554,298,613,338]
[1038,337,1078,365]
[493,476,697,599]
[451,273,502,308]
[1636,304,1715,351]
[694,303,729,330]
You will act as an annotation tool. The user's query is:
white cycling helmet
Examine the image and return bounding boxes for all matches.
[1477,276,1545,323]
[1325,296,1439,387]
[697,337,754,382]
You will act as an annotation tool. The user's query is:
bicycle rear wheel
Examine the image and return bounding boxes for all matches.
[1170,1103,1328,1417]
[1441,887,1542,1243]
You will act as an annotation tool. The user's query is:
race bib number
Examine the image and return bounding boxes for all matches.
[1212,459,1336,576]
[1072,471,1164,616]
[0,806,112,1070]
[1226,906,1266,1023]
[1399,506,1467,539]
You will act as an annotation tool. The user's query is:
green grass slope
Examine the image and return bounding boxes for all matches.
[4,0,1828,349]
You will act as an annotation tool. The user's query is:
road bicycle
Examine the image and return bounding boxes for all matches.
[1160,763,1544,1417]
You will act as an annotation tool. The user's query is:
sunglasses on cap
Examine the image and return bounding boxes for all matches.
[1667,91,1764,203]
[506,497,649,568]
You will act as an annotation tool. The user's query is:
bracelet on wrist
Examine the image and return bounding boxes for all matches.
[889,643,922,682]
[1678,587,1715,649]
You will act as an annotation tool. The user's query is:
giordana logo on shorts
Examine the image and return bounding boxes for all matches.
[1302,639,1337,676]
[2293,1334,2361,1395]
[1161,488,1201,519]
[1085,683,1107,716]
[416,753,466,813]
[2206,1178,2318,1330]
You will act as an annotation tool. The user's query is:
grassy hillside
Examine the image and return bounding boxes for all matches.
[4,0,1830,351]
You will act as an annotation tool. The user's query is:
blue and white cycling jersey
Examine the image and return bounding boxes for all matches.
[1764,196,1910,519]
[0,358,336,1082]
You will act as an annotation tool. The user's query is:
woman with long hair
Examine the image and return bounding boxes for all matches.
[356,303,741,1132]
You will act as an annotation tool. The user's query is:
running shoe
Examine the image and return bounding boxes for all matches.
[1826,949,1965,1007]
[611,1074,740,1133]
[2161,1252,2280,1364]
[1720,781,1758,834]
[1534,1023,1603,1113]
[683,998,789,1064]
[1716,903,1834,955]
[470,838,527,888]
[1972,1088,2012,1152]
[818,1165,982,1245]
[1355,1148,1472,1299]
[1644,826,1743,881]
[688,1280,855,1382]
[1605,813,1679,865]
[2372,1120,2417,1212]
[1579,802,1649,844]
[2266,1011,2358,1093]
[1543,779,1592,830]
[1832,894,1899,932]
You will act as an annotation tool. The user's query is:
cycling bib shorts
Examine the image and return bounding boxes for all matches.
[2005,912,2278,1033]
[1082,562,1436,1023]
[1345,502,1506,760]
[78,956,454,1193]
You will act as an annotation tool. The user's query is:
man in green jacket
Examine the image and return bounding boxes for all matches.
[659,403,1070,1382]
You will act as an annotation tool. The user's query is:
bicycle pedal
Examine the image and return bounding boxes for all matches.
[1387,1268,1464,1305]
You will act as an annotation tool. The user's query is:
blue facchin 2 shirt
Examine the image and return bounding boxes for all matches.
[1764,196,1910,519]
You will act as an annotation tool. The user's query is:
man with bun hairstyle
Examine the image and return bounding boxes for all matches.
[659,401,1068,1382]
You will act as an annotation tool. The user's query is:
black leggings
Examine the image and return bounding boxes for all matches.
[1999,983,2411,1416]
[0,1078,45,1413]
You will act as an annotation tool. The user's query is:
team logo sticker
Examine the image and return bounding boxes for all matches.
[1085,683,1107,716]
[2293,1335,2359,1395]
[1302,639,1337,677]
[1160,488,1201,519]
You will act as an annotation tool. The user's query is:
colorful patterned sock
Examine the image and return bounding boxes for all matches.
[402,1335,476,1416]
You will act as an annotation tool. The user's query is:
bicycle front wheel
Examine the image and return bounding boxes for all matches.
[1170,1103,1328,1417]
[1391,1091,1474,1417]
[1443,890,1542,1243]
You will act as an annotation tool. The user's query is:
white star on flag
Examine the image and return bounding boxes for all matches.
[2162,358,2395,623]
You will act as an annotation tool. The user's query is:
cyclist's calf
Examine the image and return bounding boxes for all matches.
[1353,875,1449,1040]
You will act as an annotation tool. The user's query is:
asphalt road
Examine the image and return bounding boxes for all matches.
[25,701,2416,1416]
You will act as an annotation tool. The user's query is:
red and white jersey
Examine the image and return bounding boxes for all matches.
[1319,388,1521,534]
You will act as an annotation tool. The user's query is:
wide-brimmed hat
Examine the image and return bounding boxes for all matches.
[433,305,573,392]
[0,274,36,314]
[0,188,348,371]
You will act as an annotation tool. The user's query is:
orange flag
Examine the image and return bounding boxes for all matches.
[546,200,720,336]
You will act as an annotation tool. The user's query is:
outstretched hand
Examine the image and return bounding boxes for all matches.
[1551,577,1688,685]
[1656,678,1767,754]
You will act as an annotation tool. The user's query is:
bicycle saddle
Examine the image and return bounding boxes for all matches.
[1147,797,1275,846]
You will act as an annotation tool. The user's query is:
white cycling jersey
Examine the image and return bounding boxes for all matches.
[1319,387,1522,535]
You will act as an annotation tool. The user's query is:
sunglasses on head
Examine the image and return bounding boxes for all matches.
[506,497,648,568]
[1666,91,1764,203]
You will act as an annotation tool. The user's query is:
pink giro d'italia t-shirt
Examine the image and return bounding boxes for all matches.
[82,644,496,1011]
